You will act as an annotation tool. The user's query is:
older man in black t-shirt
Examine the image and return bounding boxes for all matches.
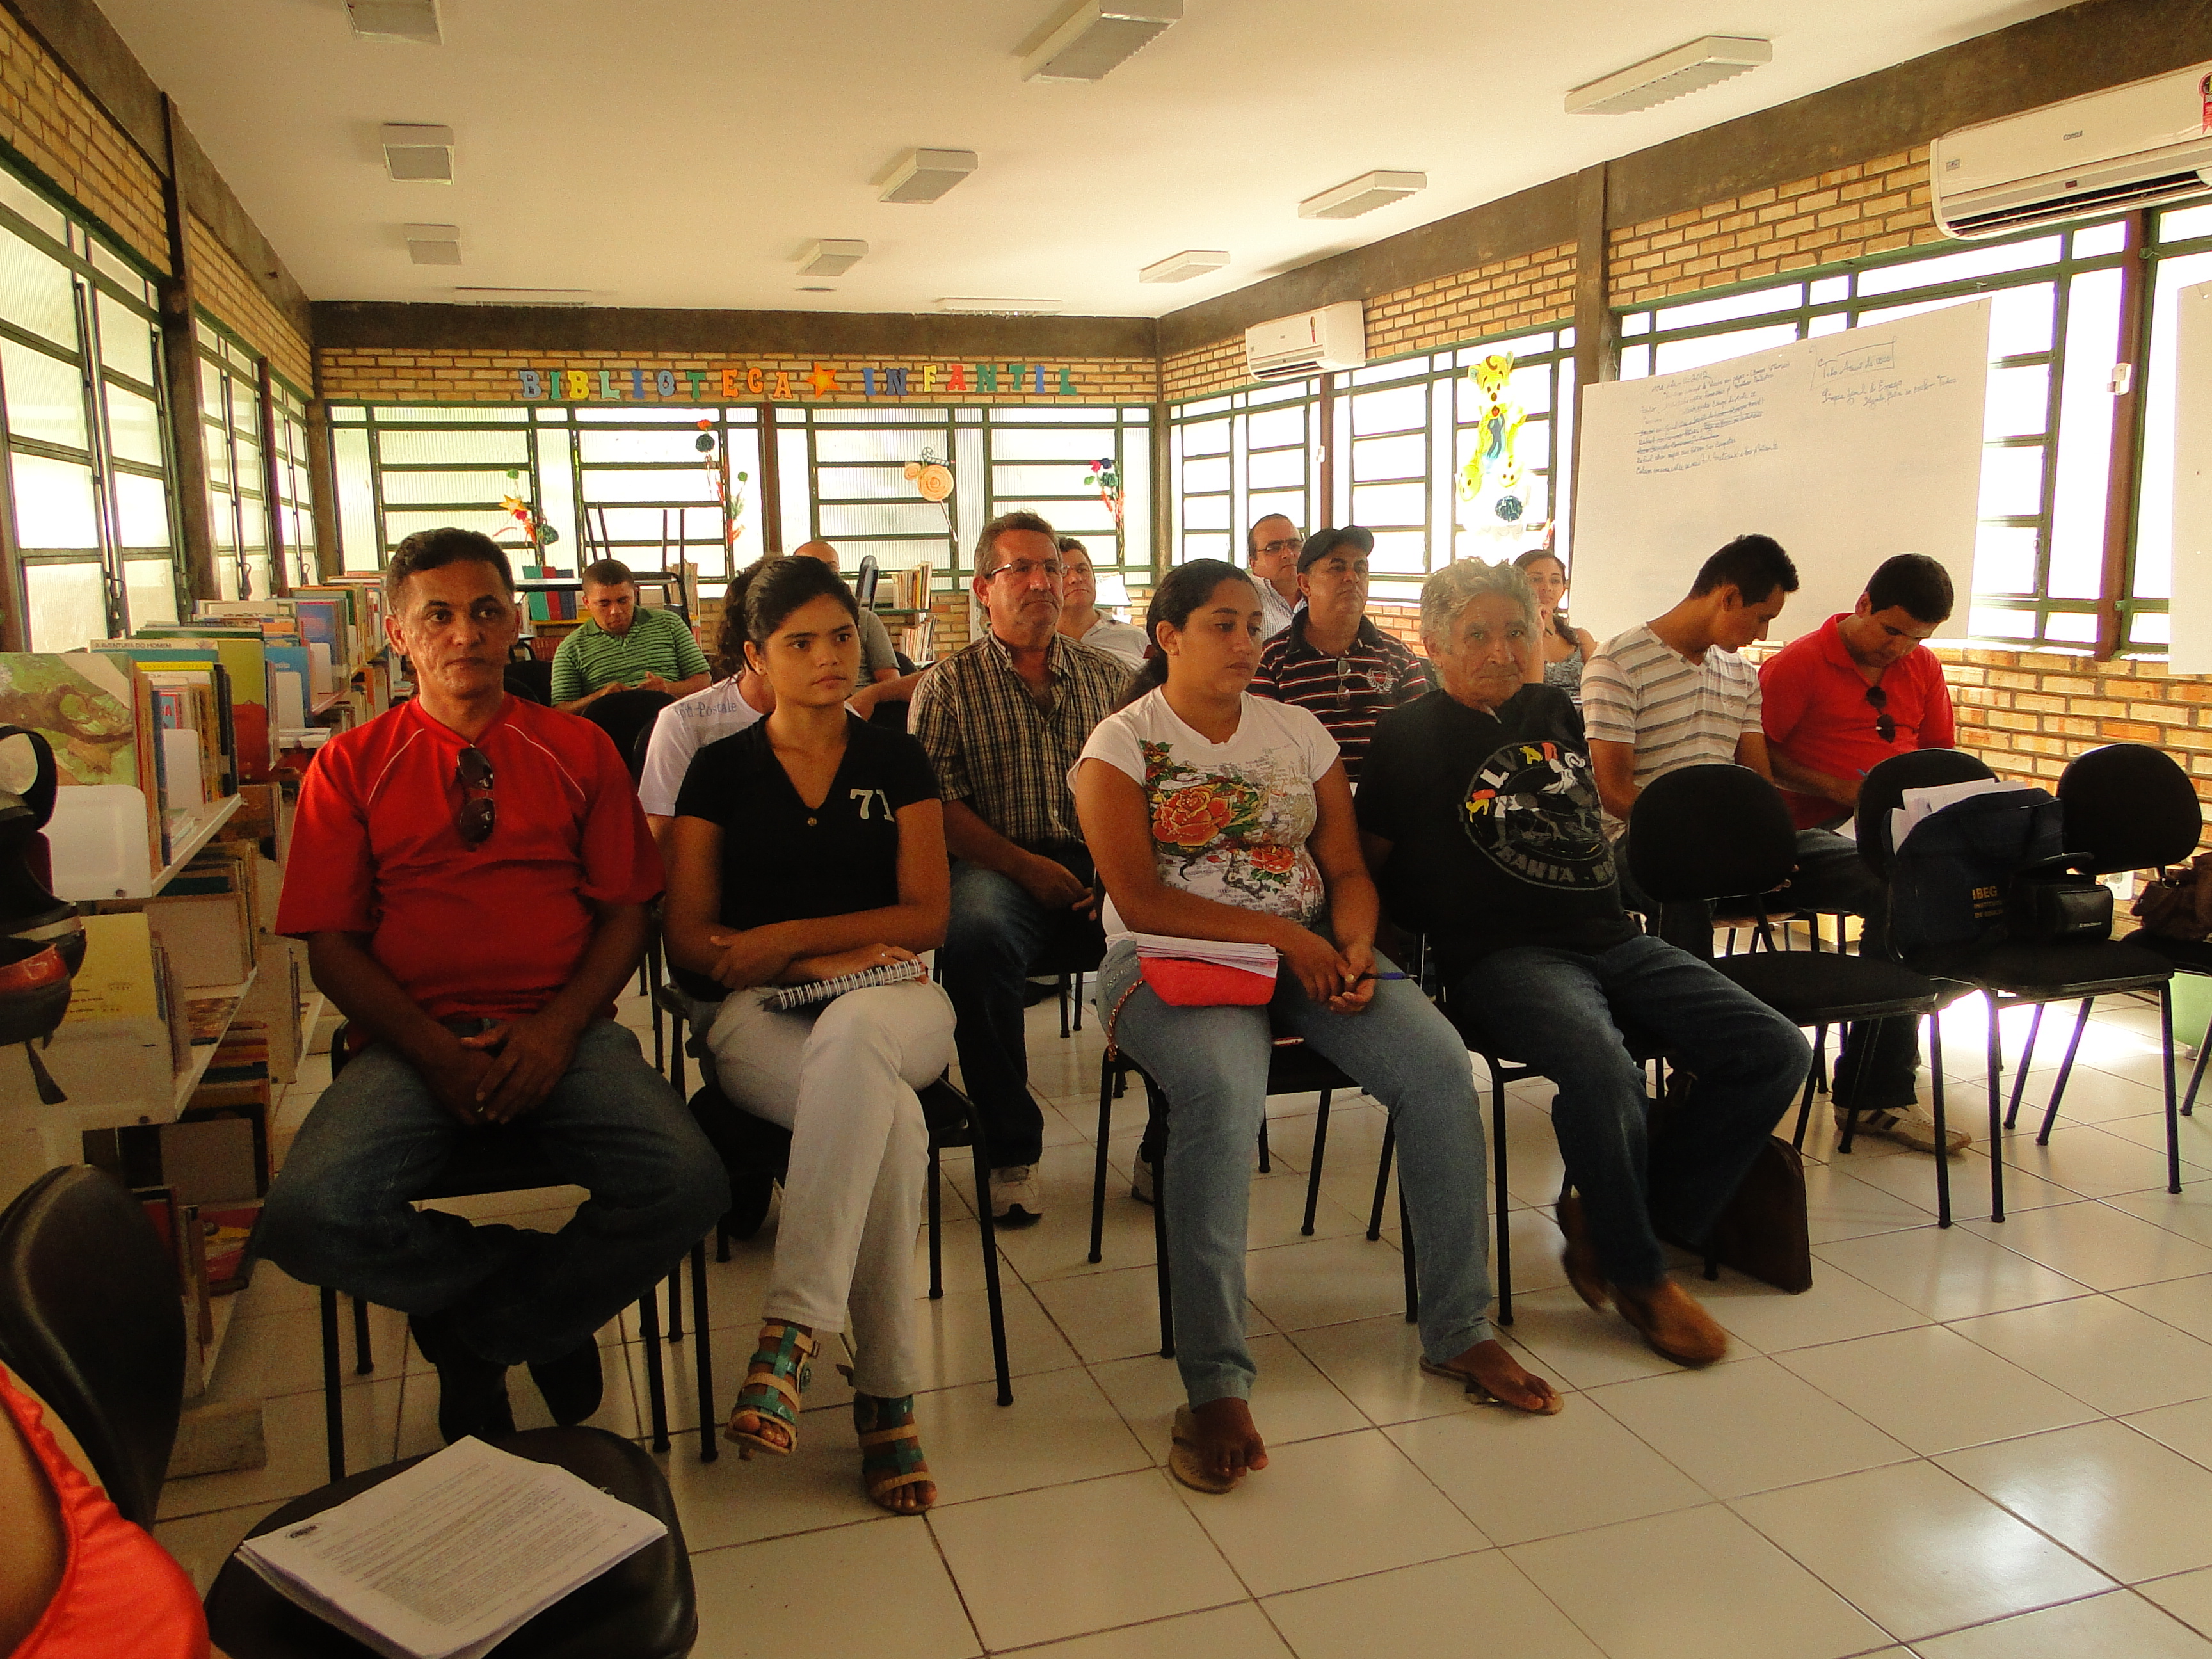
[1357,559,1808,1370]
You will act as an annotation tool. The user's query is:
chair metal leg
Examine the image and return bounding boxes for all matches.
[1489,1062,1513,1326]
[2183,1003,2212,1118]
[638,1286,669,1453]
[320,1286,346,1484]
[1089,1054,1116,1264]
[352,1295,373,1375]
[2165,982,2184,1197]
[1149,1134,1174,1359]
[2004,1002,2046,1130]
[1073,972,1085,1031]
[666,1269,682,1342]
[691,1240,716,1462]
[1057,974,1071,1039]
[1367,1121,1396,1241]
[648,945,665,1075]
[1928,1012,1950,1227]
[1790,1040,1822,1151]
[927,1141,945,1299]
[1399,1187,1418,1324]
[961,1134,1014,1406]
[2033,997,2096,1146]
[1987,994,2007,1224]
[1300,1091,1332,1236]
[1256,1117,1271,1174]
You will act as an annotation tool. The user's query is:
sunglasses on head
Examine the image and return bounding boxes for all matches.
[454,746,495,847]
[1864,684,1896,744]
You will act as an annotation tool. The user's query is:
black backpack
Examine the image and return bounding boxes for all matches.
[1887,785,2066,956]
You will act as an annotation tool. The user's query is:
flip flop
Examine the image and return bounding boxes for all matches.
[1418,1356,1566,1415]
[1167,1405,1238,1495]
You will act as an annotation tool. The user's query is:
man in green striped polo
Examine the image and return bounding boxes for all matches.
[550,559,712,714]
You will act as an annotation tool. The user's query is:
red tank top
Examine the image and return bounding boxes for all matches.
[1,1366,207,1659]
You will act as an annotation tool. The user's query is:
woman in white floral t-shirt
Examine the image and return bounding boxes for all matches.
[1072,560,1561,1495]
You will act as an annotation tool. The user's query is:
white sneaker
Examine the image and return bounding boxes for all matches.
[989,1165,1043,1226]
[1130,1157,1155,1205]
[1836,1103,1971,1156]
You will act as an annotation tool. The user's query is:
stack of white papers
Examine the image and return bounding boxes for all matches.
[1890,777,2025,854]
[1126,934,1279,970]
[238,1437,666,1659]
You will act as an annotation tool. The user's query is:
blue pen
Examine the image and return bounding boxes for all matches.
[1351,972,1412,982]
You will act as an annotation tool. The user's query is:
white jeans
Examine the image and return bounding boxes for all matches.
[706,980,955,1399]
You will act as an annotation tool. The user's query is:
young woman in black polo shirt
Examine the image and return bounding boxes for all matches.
[662,556,953,1516]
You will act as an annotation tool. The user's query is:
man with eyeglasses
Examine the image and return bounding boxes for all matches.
[257,527,727,1445]
[1758,552,1962,1155]
[911,511,1127,1224]
[1247,514,1306,642]
[1249,525,1432,784]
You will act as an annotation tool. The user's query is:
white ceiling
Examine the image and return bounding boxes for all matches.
[95,0,2071,317]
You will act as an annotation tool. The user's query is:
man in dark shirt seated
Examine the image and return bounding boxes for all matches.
[1357,558,1809,1367]
[257,527,727,1441]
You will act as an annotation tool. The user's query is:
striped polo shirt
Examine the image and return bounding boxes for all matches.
[1249,613,1433,784]
[549,605,711,703]
[1581,621,1763,828]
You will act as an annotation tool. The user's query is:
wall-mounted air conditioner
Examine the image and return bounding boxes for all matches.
[1932,61,2212,239]
[1244,300,1366,382]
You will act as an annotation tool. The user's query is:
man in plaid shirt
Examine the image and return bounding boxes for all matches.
[911,511,1127,1224]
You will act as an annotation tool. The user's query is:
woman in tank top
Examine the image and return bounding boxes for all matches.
[1514,549,1598,701]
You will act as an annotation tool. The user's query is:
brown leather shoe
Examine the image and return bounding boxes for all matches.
[1555,1191,1609,1311]
[1613,1278,1729,1367]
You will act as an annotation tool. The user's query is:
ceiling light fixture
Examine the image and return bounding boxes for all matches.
[452,287,593,304]
[347,0,440,44]
[1297,170,1426,220]
[1018,0,1181,82]
[936,297,1064,315]
[796,239,868,277]
[1566,36,1772,115]
[403,223,461,265]
[1139,248,1230,284]
[381,124,454,182]
[876,148,979,204]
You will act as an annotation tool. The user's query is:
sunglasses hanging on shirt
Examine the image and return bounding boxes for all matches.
[454,746,495,847]
[1864,684,1896,744]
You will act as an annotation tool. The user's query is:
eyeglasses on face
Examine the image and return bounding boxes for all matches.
[1864,684,1896,744]
[454,745,495,847]
[1258,536,1304,556]
[989,559,1064,582]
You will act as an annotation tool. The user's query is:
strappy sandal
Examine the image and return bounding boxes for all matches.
[725,1320,817,1458]
[1418,1355,1566,1415]
[1167,1404,1237,1495]
[853,1391,934,1514]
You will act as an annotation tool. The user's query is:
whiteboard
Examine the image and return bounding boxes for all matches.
[2170,280,2212,675]
[1571,300,1992,645]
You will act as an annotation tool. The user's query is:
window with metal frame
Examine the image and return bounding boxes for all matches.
[197,320,273,603]
[269,378,316,589]
[0,163,180,649]
[1616,217,2133,650]
[2128,200,2212,655]
[1169,378,1322,567]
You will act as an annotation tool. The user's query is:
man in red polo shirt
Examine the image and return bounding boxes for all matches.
[1760,552,1962,1155]
[256,528,725,1443]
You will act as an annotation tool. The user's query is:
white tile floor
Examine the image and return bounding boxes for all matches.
[153,982,2212,1658]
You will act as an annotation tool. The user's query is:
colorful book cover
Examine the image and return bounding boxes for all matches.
[0,652,141,787]
[114,630,275,781]
[292,600,345,673]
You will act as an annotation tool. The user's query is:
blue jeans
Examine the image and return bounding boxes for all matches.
[257,1020,728,1366]
[940,854,1104,1167]
[1098,942,1492,1407]
[1452,936,1809,1290]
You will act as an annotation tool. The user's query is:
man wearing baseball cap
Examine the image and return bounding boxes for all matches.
[1249,525,1433,783]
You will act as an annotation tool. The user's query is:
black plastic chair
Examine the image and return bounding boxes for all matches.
[1031,929,1105,1039]
[582,687,674,769]
[0,1168,697,1659]
[1858,747,2188,1219]
[1990,744,2207,1140]
[314,1026,718,1477]
[1630,763,1959,1226]
[658,984,1014,1407]
[503,657,554,707]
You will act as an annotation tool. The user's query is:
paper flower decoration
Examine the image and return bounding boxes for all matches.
[498,471,557,549]
[904,459,954,502]
[1085,456,1124,527]
[695,420,749,549]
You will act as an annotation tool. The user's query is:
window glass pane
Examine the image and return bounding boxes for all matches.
[0,339,86,451]
[1977,447,2044,518]
[1349,480,1426,525]
[2042,609,2098,642]
[203,422,229,486]
[0,175,65,243]
[1349,384,1425,435]
[1972,524,2039,594]
[122,557,177,629]
[103,383,163,466]
[334,426,380,570]
[1855,236,2061,296]
[0,228,77,348]
[95,293,154,386]
[1352,431,1425,481]
[2162,203,2212,243]
[23,561,106,650]
[2072,221,2129,259]
[1968,604,2037,639]
[237,492,266,556]
[1652,323,1799,373]
[1655,284,1803,330]
[1986,283,2056,358]
[1982,365,2050,438]
[377,467,524,508]
[113,472,170,548]
[2046,266,2123,598]
[10,453,97,547]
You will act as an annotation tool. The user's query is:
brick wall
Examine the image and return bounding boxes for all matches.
[1608,147,1940,309]
[186,214,313,392]
[0,7,166,273]
[317,347,1159,406]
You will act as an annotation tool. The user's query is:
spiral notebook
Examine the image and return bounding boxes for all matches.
[760,958,929,1012]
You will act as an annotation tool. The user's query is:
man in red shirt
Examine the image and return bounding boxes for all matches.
[1759,553,1962,1155]
[256,528,725,1443]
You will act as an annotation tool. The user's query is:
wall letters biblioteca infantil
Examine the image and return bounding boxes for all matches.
[513,364,1087,401]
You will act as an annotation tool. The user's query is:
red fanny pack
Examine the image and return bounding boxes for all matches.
[1137,954,1277,1007]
